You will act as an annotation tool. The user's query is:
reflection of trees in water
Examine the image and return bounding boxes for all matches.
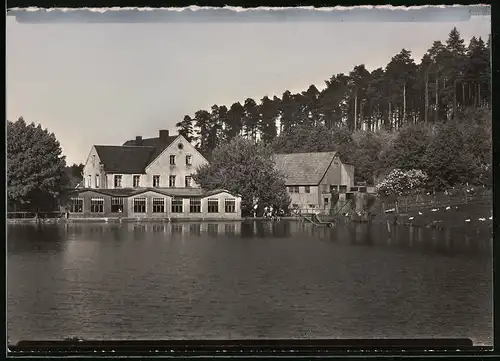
[7,224,65,254]
[385,223,489,257]
[347,223,373,246]
[329,223,338,242]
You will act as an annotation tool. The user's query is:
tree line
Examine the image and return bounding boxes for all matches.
[180,27,491,190]
[177,27,491,157]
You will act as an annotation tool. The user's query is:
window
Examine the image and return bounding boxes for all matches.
[95,174,100,188]
[90,197,104,213]
[208,198,219,213]
[189,198,201,213]
[114,175,122,188]
[92,155,96,167]
[111,197,124,213]
[169,155,176,165]
[304,186,310,193]
[294,186,300,193]
[324,197,329,206]
[133,198,146,213]
[358,186,367,193]
[133,175,140,188]
[70,197,83,213]
[178,143,184,150]
[186,155,192,166]
[225,199,236,213]
[153,175,160,188]
[88,175,92,188]
[309,204,315,208]
[339,185,348,193]
[330,185,338,192]
[169,175,176,187]
[185,176,192,188]
[350,186,359,192]
[289,186,299,193]
[172,197,183,213]
[152,198,165,213]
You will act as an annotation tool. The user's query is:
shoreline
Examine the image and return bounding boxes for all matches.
[7,217,246,224]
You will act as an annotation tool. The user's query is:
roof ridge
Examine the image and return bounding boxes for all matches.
[274,151,336,155]
[95,144,155,147]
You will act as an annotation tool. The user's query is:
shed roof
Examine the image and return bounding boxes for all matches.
[74,187,240,198]
[273,151,337,186]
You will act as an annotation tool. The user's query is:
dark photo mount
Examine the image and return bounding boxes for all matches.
[5,1,497,359]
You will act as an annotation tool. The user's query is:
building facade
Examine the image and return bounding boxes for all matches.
[273,151,374,213]
[66,188,241,220]
[83,130,207,190]
[74,130,242,220]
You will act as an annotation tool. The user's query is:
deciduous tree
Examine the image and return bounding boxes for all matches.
[192,137,291,215]
[7,117,67,212]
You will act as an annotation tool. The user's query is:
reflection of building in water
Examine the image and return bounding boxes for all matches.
[189,223,201,236]
[122,222,244,237]
[207,223,219,236]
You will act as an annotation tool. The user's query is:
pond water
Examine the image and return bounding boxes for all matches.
[7,221,492,345]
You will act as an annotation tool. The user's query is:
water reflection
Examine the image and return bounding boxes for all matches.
[7,220,492,344]
[7,221,493,258]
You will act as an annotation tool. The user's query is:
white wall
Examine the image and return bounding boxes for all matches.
[145,136,208,188]
[83,146,106,188]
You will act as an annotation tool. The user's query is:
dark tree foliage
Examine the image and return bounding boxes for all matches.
[63,163,85,189]
[176,28,491,188]
[424,121,478,190]
[192,137,291,215]
[7,117,67,211]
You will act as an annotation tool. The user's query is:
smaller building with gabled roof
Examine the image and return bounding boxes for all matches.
[273,151,355,213]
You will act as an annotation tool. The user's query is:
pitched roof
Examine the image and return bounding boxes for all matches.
[94,145,155,174]
[95,135,178,173]
[273,152,337,186]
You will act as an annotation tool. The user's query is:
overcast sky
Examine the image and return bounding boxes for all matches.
[7,8,491,165]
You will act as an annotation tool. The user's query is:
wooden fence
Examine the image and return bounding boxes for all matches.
[7,212,65,219]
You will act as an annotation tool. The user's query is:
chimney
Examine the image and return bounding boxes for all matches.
[159,129,169,142]
[135,136,143,146]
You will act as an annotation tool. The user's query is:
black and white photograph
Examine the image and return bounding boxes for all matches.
[7,5,493,352]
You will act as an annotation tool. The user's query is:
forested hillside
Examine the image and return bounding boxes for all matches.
[177,27,491,189]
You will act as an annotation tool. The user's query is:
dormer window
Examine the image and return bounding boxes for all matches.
[169,155,176,165]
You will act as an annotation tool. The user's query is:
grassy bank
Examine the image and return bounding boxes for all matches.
[373,202,492,235]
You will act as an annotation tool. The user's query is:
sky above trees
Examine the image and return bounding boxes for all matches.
[6,10,490,164]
